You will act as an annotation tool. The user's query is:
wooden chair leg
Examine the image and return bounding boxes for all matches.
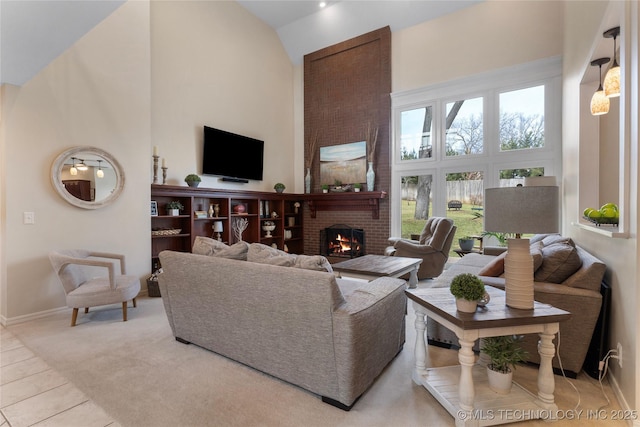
[122,301,128,322]
[132,298,137,308]
[84,307,89,314]
[71,308,79,327]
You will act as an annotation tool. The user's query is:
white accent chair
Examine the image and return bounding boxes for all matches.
[49,250,140,326]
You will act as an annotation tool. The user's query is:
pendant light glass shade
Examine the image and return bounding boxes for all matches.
[603,26,621,98]
[591,90,610,115]
[604,65,620,98]
[590,57,610,116]
[96,160,104,178]
[69,157,78,175]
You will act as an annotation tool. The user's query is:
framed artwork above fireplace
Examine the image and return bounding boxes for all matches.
[320,141,366,185]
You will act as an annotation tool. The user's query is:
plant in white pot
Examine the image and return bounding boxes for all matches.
[167,201,184,216]
[450,273,485,313]
[480,335,528,394]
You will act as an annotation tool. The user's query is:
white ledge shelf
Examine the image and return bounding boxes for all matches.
[572,221,629,239]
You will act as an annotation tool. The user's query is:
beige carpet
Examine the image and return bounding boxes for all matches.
[6,294,624,427]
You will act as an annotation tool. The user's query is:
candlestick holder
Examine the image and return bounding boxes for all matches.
[162,167,168,185]
[152,155,159,184]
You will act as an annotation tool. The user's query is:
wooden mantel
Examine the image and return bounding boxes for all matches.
[305,191,387,219]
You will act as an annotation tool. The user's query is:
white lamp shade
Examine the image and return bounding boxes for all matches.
[70,167,78,176]
[484,186,559,235]
[590,90,610,115]
[96,169,104,178]
[213,221,223,232]
[604,65,620,98]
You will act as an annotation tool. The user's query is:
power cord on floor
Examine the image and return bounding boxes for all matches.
[597,348,619,410]
[554,330,582,412]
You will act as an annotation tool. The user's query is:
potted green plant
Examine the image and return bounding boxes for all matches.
[184,174,201,188]
[274,183,286,193]
[321,184,329,194]
[458,236,475,251]
[481,335,528,394]
[450,273,485,313]
[353,183,362,192]
[167,201,184,216]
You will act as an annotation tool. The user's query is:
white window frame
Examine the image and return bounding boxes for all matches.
[390,57,562,238]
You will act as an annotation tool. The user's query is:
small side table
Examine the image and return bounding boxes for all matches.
[405,286,571,426]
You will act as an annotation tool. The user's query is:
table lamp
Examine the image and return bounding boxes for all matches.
[484,183,559,309]
[213,221,223,241]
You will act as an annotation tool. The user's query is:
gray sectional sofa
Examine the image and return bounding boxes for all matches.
[157,240,407,410]
[426,234,606,378]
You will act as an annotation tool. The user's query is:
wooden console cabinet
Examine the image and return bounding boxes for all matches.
[151,184,304,271]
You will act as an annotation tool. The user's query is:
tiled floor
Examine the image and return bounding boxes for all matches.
[0,327,119,427]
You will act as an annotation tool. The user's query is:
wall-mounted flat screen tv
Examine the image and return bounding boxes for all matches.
[202,126,264,182]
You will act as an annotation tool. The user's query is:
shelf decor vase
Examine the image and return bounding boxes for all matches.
[305,168,311,194]
[262,225,276,238]
[366,162,375,191]
[169,209,179,216]
[213,204,220,217]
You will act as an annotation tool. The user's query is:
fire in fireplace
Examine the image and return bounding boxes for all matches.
[320,224,365,258]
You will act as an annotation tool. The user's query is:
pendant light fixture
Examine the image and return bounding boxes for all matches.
[96,159,105,178]
[75,159,88,171]
[590,57,610,116]
[603,26,620,98]
[69,157,78,175]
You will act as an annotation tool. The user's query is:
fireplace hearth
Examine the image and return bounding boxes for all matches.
[320,224,365,258]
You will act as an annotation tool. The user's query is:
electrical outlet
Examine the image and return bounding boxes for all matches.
[617,342,623,368]
[23,212,35,224]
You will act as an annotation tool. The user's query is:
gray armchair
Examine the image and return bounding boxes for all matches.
[49,249,140,326]
[385,217,456,279]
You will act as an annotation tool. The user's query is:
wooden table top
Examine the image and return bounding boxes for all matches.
[332,254,422,277]
[405,286,571,330]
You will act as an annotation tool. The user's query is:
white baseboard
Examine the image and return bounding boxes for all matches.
[0,293,151,327]
[608,371,638,427]
[1,306,69,326]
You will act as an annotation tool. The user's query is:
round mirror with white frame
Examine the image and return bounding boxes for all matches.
[51,146,125,209]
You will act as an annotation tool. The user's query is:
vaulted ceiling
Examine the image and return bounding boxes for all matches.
[0,0,480,86]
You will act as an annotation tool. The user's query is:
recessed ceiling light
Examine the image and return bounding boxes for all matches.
[319,2,327,8]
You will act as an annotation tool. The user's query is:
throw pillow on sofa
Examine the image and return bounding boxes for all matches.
[247,243,333,273]
[477,241,543,277]
[534,241,582,283]
[192,236,249,260]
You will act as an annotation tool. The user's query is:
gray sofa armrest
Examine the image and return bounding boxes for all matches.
[332,277,407,406]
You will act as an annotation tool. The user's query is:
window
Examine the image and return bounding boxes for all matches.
[400,107,433,160]
[445,97,484,157]
[390,57,562,240]
[499,86,545,151]
[399,174,432,238]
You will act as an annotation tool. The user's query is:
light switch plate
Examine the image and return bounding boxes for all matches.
[23,212,35,224]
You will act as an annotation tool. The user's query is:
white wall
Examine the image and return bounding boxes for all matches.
[1,1,151,322]
[563,0,639,414]
[0,0,295,322]
[390,1,563,92]
[150,1,294,192]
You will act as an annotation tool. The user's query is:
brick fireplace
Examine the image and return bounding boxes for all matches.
[303,28,391,258]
